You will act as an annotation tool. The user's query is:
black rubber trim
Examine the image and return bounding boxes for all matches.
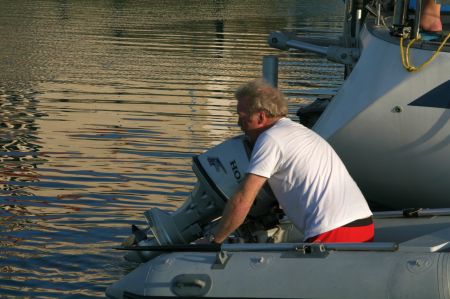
[124,293,313,299]
[115,243,221,252]
[193,156,228,202]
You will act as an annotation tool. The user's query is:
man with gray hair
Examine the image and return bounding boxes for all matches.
[208,79,373,244]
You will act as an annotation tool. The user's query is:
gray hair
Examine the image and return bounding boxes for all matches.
[234,79,288,117]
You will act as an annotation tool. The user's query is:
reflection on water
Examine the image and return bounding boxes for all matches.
[0,0,344,297]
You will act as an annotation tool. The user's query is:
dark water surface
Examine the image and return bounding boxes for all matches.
[0,1,344,297]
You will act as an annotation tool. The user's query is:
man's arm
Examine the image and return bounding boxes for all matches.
[213,173,268,243]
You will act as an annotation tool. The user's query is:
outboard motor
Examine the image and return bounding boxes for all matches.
[126,135,281,262]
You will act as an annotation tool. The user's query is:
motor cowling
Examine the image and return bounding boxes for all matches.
[144,135,280,247]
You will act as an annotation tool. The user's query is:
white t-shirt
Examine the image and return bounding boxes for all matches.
[247,117,372,240]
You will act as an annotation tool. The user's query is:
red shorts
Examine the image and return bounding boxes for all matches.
[306,217,374,243]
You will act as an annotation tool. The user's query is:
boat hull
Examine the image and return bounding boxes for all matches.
[107,215,450,299]
[313,24,450,209]
[107,249,450,299]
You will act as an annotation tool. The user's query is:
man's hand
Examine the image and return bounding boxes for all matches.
[194,232,218,244]
[213,173,268,243]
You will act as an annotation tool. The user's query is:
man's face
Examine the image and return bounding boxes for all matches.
[237,98,261,142]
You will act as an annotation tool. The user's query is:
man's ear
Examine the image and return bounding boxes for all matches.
[258,111,265,123]
[258,111,268,124]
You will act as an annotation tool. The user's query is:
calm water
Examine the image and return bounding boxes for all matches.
[0,1,344,297]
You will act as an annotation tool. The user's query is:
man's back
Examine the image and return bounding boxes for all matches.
[247,117,372,240]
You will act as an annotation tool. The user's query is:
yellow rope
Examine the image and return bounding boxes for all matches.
[400,32,450,72]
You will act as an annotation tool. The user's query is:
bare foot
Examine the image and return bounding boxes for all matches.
[421,1,442,32]
[421,14,443,32]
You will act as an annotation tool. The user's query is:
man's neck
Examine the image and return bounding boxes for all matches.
[267,116,284,126]
[247,116,284,144]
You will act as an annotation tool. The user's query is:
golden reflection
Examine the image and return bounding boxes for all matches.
[0,0,343,297]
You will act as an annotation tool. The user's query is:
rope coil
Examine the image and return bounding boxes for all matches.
[400,32,450,72]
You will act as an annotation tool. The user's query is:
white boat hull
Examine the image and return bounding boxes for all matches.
[107,215,450,299]
[314,24,450,209]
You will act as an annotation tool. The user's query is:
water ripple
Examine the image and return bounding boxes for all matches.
[0,0,344,297]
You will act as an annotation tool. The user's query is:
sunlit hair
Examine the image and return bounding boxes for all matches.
[235,79,288,117]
